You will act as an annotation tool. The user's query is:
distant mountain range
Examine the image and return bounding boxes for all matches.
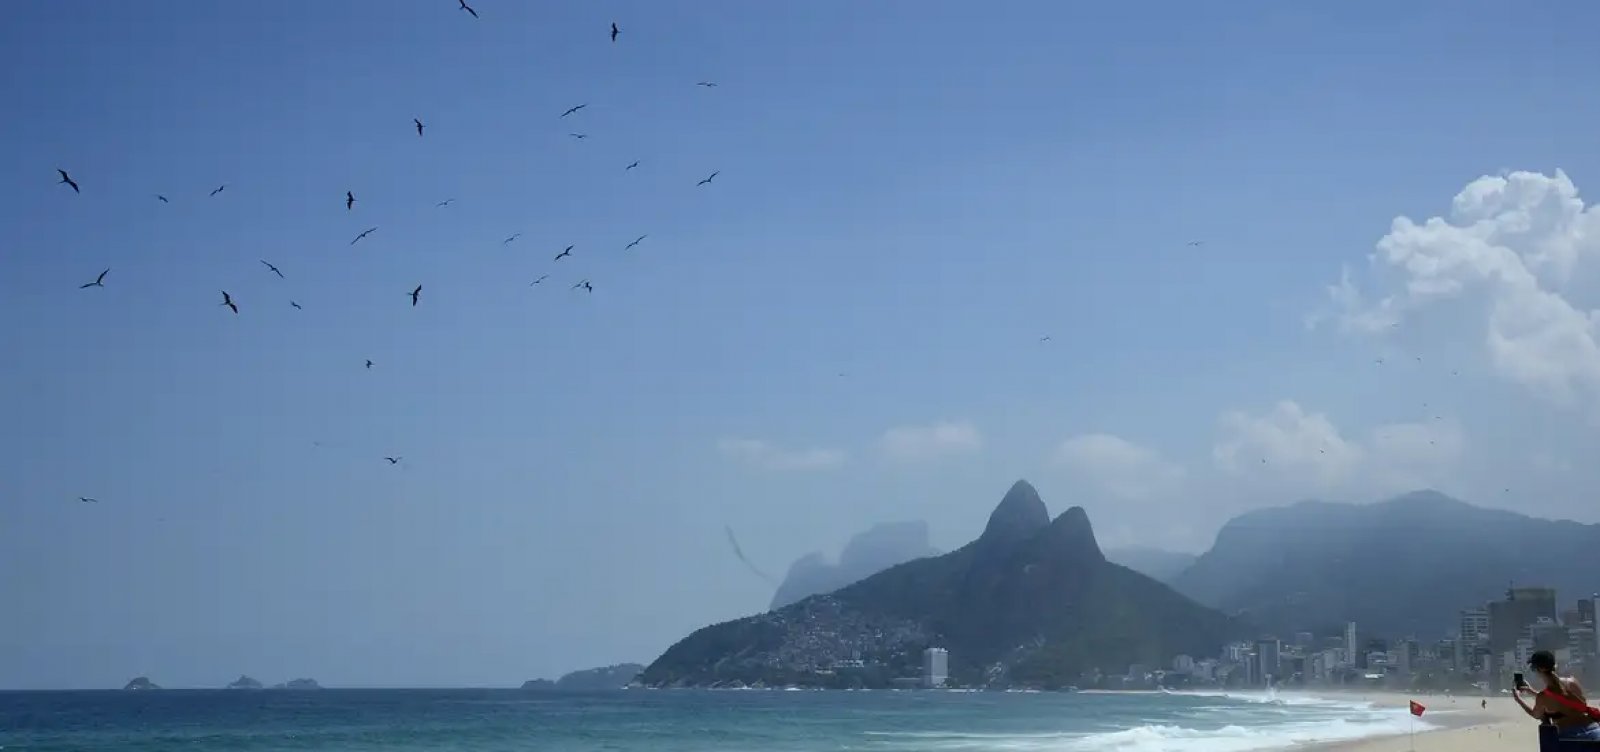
[1104,546,1197,583]
[1171,490,1600,638]
[642,480,1238,688]
[770,521,941,610]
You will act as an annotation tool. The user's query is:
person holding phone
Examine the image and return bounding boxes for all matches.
[1513,650,1600,740]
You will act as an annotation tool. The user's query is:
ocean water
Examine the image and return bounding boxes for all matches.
[0,688,1441,752]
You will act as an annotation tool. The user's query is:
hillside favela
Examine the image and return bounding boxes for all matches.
[6,3,1600,752]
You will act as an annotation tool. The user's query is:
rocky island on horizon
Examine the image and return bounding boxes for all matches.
[271,678,323,690]
[122,676,161,690]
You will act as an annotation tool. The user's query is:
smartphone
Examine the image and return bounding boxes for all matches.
[1514,672,1526,688]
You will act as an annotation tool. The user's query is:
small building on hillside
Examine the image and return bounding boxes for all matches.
[922,647,948,688]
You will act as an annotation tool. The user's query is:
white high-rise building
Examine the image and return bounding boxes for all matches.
[1345,622,1358,665]
[1461,608,1490,644]
[923,647,949,689]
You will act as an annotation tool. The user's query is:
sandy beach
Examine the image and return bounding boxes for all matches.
[1313,691,1529,752]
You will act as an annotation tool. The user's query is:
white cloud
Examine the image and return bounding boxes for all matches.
[1212,400,1463,496]
[1323,169,1600,413]
[878,420,982,462]
[716,437,845,471]
[1052,433,1186,501]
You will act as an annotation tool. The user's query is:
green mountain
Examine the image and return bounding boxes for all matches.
[641,480,1239,688]
[1170,490,1600,637]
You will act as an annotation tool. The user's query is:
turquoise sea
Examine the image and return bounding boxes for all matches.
[0,688,1440,752]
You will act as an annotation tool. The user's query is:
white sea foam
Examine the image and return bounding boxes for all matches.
[867,716,1431,752]
[1059,717,1433,752]
[864,693,1434,752]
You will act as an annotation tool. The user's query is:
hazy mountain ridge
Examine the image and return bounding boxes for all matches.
[770,521,941,610]
[1104,546,1198,583]
[1171,490,1600,637]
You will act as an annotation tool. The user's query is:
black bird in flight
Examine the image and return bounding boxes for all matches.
[458,0,477,18]
[77,497,99,503]
[724,526,775,584]
[384,456,402,465]
[530,274,549,286]
[625,160,640,171]
[57,169,80,193]
[1187,240,1205,247]
[625,235,646,250]
[573,280,593,293]
[503,233,522,245]
[156,194,170,203]
[611,22,619,42]
[561,104,587,118]
[554,245,573,261]
[568,133,588,140]
[260,260,284,278]
[409,285,422,307]
[220,290,238,314]
[414,118,425,137]
[351,227,378,245]
[290,301,303,310]
[346,191,355,210]
[697,171,719,186]
[80,268,109,289]
[210,184,227,197]
[365,359,374,369]
[1039,335,1051,342]
[696,81,718,87]
[436,198,455,207]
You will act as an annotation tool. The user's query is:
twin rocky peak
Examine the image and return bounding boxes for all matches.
[980,479,1102,559]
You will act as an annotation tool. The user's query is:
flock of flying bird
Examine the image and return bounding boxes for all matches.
[55,2,723,315]
[51,5,1356,584]
[52,6,745,524]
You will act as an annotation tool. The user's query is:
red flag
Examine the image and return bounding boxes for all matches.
[1409,700,1426,717]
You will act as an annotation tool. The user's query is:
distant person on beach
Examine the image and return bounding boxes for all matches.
[1513,650,1600,741]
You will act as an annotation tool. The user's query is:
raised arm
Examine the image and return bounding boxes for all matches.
[1513,687,1541,719]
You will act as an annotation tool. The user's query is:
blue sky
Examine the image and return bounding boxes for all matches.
[4,1,1600,689]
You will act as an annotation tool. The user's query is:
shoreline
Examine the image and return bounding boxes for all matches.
[1296,691,1527,752]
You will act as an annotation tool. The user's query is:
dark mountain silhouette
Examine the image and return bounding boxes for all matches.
[122,677,160,690]
[642,480,1238,688]
[1171,490,1600,638]
[770,521,941,610]
[1105,547,1197,583]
